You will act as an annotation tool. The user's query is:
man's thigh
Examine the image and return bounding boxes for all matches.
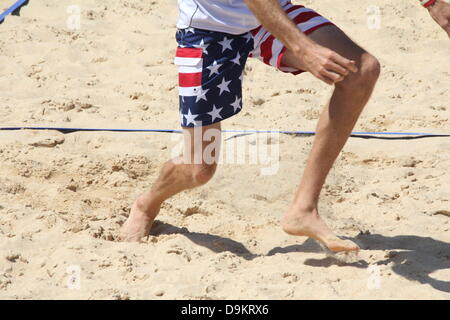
[281,25,369,72]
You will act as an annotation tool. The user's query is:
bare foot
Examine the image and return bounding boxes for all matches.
[120,198,160,242]
[281,207,359,253]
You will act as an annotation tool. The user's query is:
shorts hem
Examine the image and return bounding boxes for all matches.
[180,108,242,128]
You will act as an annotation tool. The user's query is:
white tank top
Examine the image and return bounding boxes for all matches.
[177,0,290,35]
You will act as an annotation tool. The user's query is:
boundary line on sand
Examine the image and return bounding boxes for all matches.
[1,126,450,140]
[0,0,30,24]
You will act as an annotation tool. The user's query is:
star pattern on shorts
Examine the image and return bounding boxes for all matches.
[194,38,209,55]
[178,28,254,127]
[184,109,199,126]
[230,96,242,112]
[207,60,222,77]
[218,37,233,53]
[231,52,242,66]
[195,88,209,103]
[208,105,223,122]
[217,77,231,95]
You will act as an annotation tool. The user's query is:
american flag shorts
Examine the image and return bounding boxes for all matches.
[175,2,334,127]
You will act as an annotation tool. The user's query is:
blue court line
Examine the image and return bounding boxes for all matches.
[0,0,29,24]
[1,126,450,140]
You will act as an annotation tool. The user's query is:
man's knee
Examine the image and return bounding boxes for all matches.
[192,163,217,186]
[361,54,381,83]
[339,53,381,90]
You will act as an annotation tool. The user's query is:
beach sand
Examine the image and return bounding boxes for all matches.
[0,0,449,299]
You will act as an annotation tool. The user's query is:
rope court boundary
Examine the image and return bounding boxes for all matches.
[0,0,29,24]
[1,127,450,140]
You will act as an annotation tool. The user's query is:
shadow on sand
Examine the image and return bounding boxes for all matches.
[150,221,450,293]
[354,234,450,293]
[150,221,259,260]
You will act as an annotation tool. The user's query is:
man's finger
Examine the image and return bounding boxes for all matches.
[325,61,349,77]
[331,52,358,73]
[320,68,344,84]
[316,73,334,86]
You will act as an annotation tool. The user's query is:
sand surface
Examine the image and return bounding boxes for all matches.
[0,0,449,299]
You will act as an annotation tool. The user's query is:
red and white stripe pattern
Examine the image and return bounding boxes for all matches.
[174,47,203,96]
[420,0,436,8]
[250,3,333,74]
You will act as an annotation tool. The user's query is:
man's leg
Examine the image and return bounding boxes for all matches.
[281,25,381,252]
[121,123,221,242]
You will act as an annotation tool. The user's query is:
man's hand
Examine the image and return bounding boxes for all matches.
[244,0,357,85]
[428,0,450,37]
[294,44,358,85]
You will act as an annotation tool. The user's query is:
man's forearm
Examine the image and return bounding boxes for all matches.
[244,0,314,55]
[423,0,450,37]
